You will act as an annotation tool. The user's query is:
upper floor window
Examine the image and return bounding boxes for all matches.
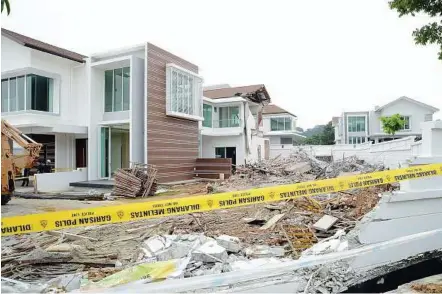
[217,106,240,128]
[1,74,53,113]
[425,114,433,122]
[203,104,212,127]
[166,64,202,121]
[348,116,366,132]
[105,67,130,112]
[400,116,410,130]
[271,117,292,131]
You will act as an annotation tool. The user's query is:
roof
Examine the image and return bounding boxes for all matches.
[2,28,86,63]
[203,84,271,104]
[376,96,439,113]
[262,104,297,117]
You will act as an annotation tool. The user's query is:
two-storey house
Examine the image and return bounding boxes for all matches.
[262,104,305,147]
[201,84,271,165]
[1,28,88,170]
[333,96,439,144]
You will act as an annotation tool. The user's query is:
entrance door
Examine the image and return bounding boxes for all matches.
[216,147,236,171]
[76,139,87,168]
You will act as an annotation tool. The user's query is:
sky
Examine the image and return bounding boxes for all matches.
[2,0,441,129]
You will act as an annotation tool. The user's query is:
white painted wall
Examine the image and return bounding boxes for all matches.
[1,36,31,72]
[55,133,75,169]
[130,56,145,164]
[201,135,246,165]
[35,168,87,192]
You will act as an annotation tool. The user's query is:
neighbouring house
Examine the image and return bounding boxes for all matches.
[201,84,271,165]
[262,104,305,147]
[333,96,439,144]
[1,28,88,170]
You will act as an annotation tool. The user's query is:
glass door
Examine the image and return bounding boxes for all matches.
[100,127,111,179]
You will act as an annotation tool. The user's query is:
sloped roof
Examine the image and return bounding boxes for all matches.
[203,84,264,98]
[376,96,439,113]
[262,104,297,117]
[2,28,86,63]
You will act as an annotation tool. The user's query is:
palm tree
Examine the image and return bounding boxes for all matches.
[1,0,11,15]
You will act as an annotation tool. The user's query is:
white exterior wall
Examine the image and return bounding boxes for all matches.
[130,56,145,164]
[1,36,31,72]
[201,135,246,165]
[370,99,435,135]
[55,133,76,169]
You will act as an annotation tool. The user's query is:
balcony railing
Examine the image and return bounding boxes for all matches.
[213,119,241,128]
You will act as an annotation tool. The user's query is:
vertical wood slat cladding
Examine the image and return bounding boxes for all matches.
[146,43,199,183]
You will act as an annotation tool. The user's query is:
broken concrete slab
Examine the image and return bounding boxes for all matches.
[192,240,228,263]
[244,245,285,258]
[313,215,338,231]
[260,214,285,230]
[284,162,312,174]
[46,243,82,252]
[216,235,241,253]
[156,242,191,261]
[45,273,83,292]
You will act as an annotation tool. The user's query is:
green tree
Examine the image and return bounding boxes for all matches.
[380,114,405,135]
[1,0,10,15]
[304,121,335,145]
[389,0,442,59]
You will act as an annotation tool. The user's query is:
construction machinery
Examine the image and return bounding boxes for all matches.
[1,119,42,205]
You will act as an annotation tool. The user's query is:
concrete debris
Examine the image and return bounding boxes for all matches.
[230,258,287,271]
[216,235,242,253]
[44,273,82,292]
[193,240,228,263]
[261,213,286,230]
[313,215,339,232]
[245,245,285,258]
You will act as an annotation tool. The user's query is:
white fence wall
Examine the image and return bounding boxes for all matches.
[270,136,422,169]
[34,168,87,193]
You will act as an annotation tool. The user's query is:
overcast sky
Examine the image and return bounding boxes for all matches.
[2,0,441,128]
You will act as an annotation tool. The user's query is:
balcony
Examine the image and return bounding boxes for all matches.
[202,119,243,136]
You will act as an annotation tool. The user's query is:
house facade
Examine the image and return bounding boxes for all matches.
[262,104,305,147]
[333,96,439,144]
[1,28,88,170]
[201,85,271,165]
[2,29,204,183]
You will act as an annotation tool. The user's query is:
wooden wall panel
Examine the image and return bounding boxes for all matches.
[146,43,199,183]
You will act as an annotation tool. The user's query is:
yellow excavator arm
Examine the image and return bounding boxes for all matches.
[1,119,42,205]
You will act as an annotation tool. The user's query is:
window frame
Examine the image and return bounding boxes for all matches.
[104,66,130,113]
[347,116,366,132]
[1,74,54,113]
[270,116,293,131]
[166,63,203,121]
[203,103,213,127]
[280,137,293,145]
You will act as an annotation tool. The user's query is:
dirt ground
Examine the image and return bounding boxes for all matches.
[2,182,208,217]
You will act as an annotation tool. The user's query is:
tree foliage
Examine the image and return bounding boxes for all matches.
[389,0,442,59]
[380,114,405,135]
[303,121,335,145]
[1,0,10,15]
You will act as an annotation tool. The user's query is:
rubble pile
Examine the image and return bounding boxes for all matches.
[112,163,158,198]
[218,151,385,191]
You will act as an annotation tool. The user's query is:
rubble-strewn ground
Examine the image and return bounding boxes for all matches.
[2,152,395,293]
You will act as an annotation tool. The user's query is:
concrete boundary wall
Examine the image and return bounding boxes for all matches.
[270,136,422,169]
[34,168,87,193]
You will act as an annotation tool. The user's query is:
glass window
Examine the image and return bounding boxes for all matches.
[123,67,130,111]
[2,79,8,112]
[2,74,53,113]
[218,106,240,128]
[215,147,225,158]
[402,116,410,130]
[270,117,292,131]
[348,116,366,132]
[104,67,130,112]
[166,65,202,119]
[348,136,366,144]
[203,104,212,127]
[280,137,293,145]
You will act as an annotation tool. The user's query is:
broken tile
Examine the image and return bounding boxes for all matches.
[216,235,241,253]
[313,215,338,231]
[244,245,285,258]
[260,213,285,230]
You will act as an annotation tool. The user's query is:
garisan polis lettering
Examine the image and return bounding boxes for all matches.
[348,178,383,189]
[55,215,112,227]
[219,196,265,207]
[2,224,32,234]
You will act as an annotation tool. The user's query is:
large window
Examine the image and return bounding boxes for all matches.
[270,117,292,131]
[166,64,202,120]
[217,106,240,128]
[280,137,293,145]
[1,74,53,113]
[203,104,213,127]
[347,116,366,132]
[348,136,366,144]
[104,67,130,112]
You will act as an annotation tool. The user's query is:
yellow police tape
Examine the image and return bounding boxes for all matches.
[2,163,442,236]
